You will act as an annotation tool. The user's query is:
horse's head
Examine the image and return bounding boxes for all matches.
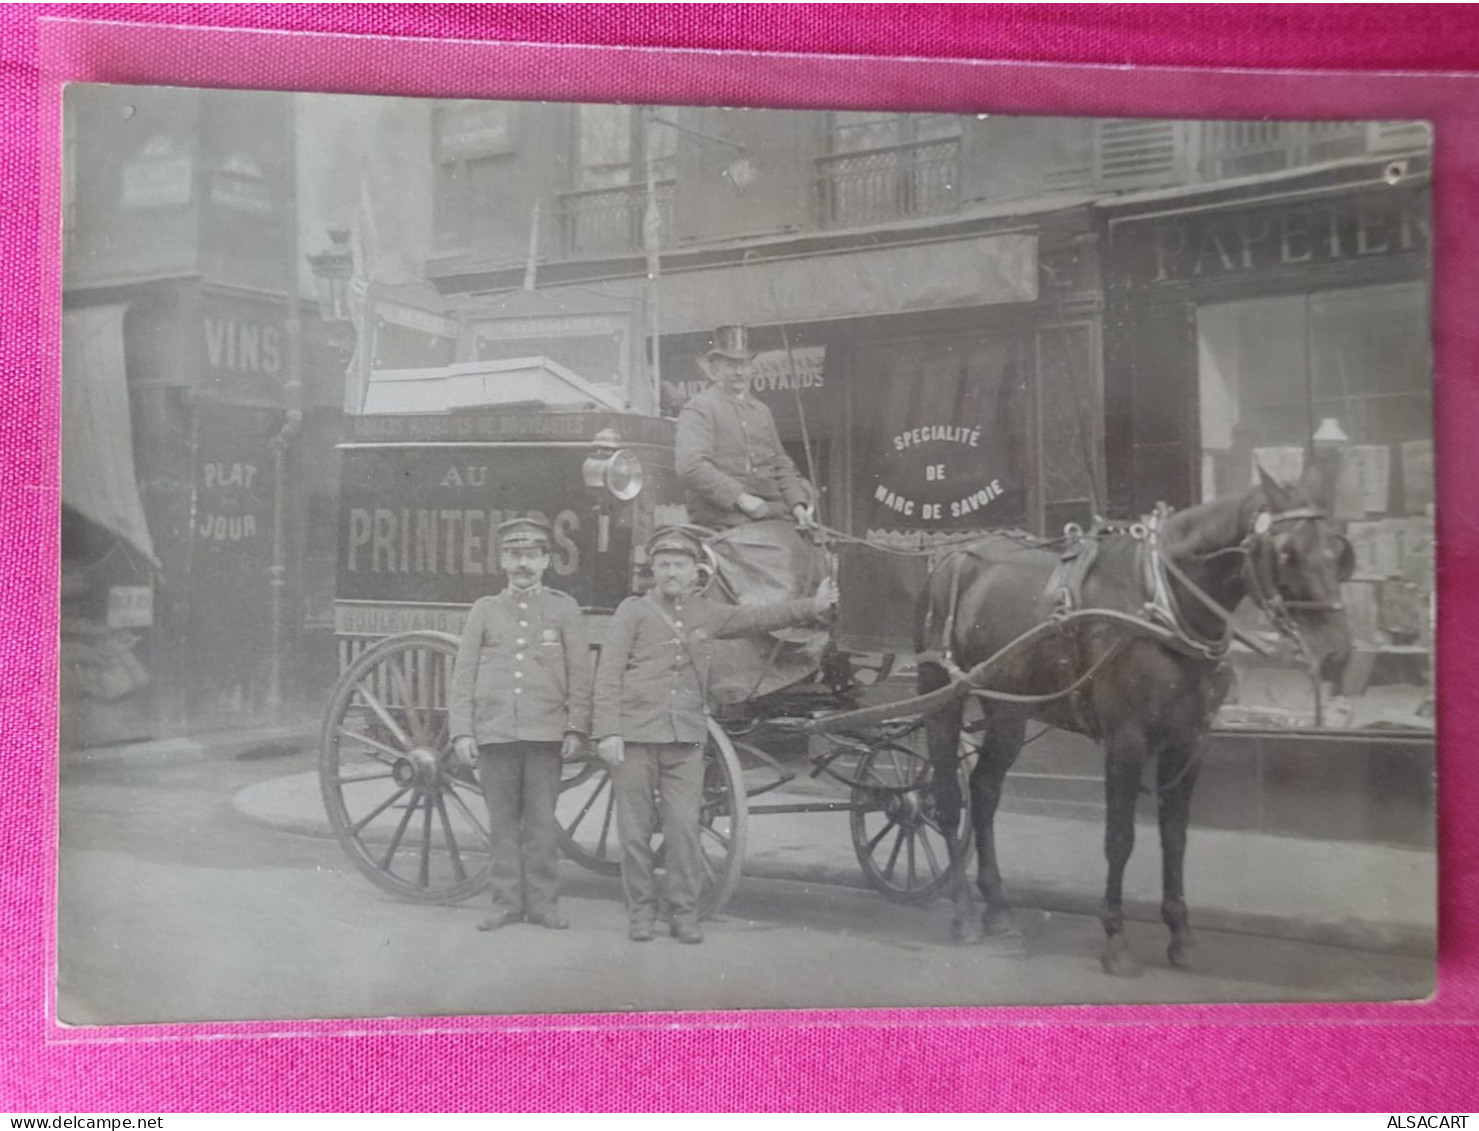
[1248,466,1355,666]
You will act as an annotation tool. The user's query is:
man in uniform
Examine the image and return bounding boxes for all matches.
[675,324,815,530]
[449,516,592,932]
[592,525,836,944]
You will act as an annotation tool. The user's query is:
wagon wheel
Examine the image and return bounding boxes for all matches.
[848,735,969,905]
[555,718,747,920]
[319,631,491,903]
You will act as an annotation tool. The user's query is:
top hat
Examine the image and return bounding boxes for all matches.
[704,325,755,362]
[497,516,552,550]
[646,524,707,561]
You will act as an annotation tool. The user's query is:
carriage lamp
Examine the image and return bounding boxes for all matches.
[582,428,645,501]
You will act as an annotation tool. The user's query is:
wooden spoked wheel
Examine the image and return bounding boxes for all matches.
[319,631,491,903]
[555,719,748,920]
[848,733,969,905]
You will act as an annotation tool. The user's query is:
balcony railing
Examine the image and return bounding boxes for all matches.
[557,179,674,259]
[816,137,961,228]
[1198,120,1375,180]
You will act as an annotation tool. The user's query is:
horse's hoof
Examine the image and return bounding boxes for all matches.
[1101,943,1143,978]
[952,918,985,945]
[1167,939,1204,973]
[980,909,1021,940]
[977,928,1028,958]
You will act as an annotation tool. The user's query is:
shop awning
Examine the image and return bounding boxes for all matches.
[61,305,157,565]
[657,231,1038,335]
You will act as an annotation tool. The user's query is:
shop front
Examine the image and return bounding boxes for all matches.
[1101,160,1434,733]
[655,210,1104,653]
[60,303,160,747]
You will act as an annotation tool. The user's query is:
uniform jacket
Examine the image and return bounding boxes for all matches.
[449,585,593,745]
[593,589,821,744]
[675,385,810,527]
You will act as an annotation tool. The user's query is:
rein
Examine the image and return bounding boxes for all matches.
[1148,504,1344,665]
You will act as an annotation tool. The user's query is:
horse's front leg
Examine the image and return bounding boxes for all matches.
[971,710,1026,941]
[921,667,980,943]
[1156,735,1204,971]
[1101,720,1148,977]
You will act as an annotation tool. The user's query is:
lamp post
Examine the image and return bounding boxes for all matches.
[308,227,354,325]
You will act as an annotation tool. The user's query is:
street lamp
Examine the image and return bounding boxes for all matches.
[308,227,354,324]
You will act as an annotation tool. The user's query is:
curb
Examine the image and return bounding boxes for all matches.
[740,858,1435,960]
[234,774,1435,961]
[65,724,320,770]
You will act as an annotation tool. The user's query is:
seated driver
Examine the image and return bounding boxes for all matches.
[675,324,814,531]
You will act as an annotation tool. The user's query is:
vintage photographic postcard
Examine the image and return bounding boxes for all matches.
[57,84,1436,1024]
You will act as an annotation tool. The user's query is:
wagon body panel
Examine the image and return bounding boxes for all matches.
[332,411,681,649]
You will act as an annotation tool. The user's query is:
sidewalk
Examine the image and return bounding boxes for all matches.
[62,720,321,770]
[231,762,1437,959]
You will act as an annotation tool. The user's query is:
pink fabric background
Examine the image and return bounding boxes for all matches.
[8,4,1479,1111]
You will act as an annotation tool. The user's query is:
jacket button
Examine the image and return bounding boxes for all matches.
[514,688,522,695]
[674,620,683,628]
[519,620,529,628]
[515,671,523,678]
[516,639,526,646]
[515,653,524,661]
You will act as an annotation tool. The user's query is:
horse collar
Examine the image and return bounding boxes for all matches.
[1139,541,1230,663]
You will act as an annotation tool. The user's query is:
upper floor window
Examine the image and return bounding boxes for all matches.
[830,112,961,154]
[432,102,518,253]
[819,112,963,227]
[436,101,516,163]
[574,105,677,189]
[576,105,633,189]
[560,106,677,258]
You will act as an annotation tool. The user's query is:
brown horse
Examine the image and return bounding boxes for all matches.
[915,469,1354,974]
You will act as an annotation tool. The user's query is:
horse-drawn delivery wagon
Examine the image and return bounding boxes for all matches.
[320,382,1356,971]
[318,398,964,919]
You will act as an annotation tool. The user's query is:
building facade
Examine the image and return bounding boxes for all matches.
[420,104,1434,727]
[61,91,1434,741]
[60,85,436,742]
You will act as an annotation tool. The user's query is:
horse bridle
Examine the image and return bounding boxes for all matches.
[1239,506,1350,632]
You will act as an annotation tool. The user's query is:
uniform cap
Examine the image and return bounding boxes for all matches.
[705,324,754,361]
[646,524,706,561]
[497,516,552,550]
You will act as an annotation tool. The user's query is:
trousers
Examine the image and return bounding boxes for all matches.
[477,742,562,917]
[611,742,705,928]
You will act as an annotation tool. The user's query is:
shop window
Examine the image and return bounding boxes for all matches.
[1197,282,1433,732]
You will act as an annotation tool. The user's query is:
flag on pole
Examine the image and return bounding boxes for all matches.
[643,109,663,412]
[344,167,378,414]
[522,199,541,292]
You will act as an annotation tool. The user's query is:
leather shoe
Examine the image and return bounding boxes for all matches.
[670,922,704,945]
[476,910,523,932]
[525,909,570,930]
[628,922,656,942]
